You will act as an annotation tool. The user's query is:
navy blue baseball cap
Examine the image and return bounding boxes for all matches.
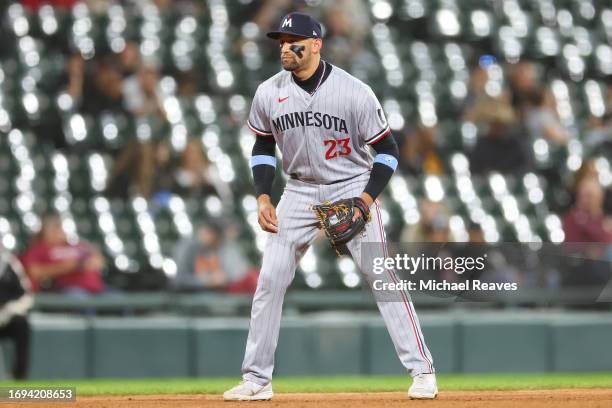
[266,12,322,40]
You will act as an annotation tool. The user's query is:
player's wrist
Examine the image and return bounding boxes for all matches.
[359,192,374,207]
[257,194,272,204]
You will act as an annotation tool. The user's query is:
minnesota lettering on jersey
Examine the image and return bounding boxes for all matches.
[272,111,348,134]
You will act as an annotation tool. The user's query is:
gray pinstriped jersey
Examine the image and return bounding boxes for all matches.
[247,63,391,184]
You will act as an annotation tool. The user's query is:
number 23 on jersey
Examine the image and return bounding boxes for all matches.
[324,138,351,160]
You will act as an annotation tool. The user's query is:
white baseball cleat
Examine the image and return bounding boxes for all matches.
[408,373,438,399]
[223,380,274,401]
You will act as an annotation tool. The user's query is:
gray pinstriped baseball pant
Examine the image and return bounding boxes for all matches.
[242,174,434,385]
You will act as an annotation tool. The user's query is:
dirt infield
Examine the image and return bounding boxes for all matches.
[11,389,612,408]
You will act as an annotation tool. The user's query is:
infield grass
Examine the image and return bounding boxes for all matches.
[1,373,612,396]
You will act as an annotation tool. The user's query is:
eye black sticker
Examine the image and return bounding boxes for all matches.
[290,44,305,58]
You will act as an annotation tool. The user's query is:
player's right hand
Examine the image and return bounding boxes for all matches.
[257,195,278,233]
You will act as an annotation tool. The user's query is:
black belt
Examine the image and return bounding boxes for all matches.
[289,172,364,185]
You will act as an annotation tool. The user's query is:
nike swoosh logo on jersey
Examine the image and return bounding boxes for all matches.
[278,96,289,103]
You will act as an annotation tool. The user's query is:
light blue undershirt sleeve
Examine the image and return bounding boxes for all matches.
[373,153,398,171]
[250,155,277,168]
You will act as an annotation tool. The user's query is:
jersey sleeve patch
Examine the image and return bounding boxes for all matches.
[365,126,391,145]
[247,120,273,137]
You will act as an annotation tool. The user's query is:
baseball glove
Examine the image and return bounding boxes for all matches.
[313,197,371,255]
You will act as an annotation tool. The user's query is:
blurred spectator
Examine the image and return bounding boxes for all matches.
[572,159,599,191]
[571,159,612,214]
[508,60,540,115]
[466,221,485,243]
[172,222,257,293]
[123,63,165,118]
[86,0,113,14]
[525,88,570,146]
[106,138,174,199]
[132,0,206,15]
[221,222,259,294]
[65,53,86,102]
[21,0,76,10]
[562,177,612,286]
[172,139,217,198]
[21,212,106,295]
[456,222,522,286]
[398,125,444,175]
[106,139,154,198]
[176,69,203,97]
[173,222,225,291]
[468,96,530,174]
[321,1,370,70]
[80,55,127,116]
[563,177,612,243]
[462,64,488,116]
[151,138,178,205]
[48,51,86,149]
[119,41,141,78]
[0,245,32,380]
[249,0,300,33]
[402,199,453,243]
[584,113,612,153]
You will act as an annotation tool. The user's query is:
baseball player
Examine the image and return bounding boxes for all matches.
[224,12,437,401]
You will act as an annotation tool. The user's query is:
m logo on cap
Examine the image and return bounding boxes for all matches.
[282,17,292,28]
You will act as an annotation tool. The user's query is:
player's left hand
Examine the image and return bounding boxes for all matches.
[313,196,372,255]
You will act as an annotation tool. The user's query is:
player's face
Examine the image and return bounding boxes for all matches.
[278,34,318,71]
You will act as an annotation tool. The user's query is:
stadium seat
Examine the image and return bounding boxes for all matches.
[0,0,609,290]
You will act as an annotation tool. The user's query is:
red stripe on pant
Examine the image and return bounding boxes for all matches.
[374,202,434,373]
